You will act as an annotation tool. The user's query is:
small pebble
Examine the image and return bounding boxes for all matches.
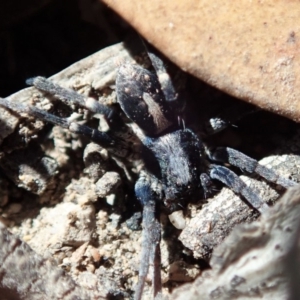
[168,210,186,229]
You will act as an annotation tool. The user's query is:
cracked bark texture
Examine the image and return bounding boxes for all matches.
[173,185,300,300]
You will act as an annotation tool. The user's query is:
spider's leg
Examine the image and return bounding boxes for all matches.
[143,42,186,117]
[210,147,297,188]
[200,173,215,199]
[27,76,124,130]
[209,164,269,213]
[144,45,178,103]
[0,97,130,157]
[204,103,259,136]
[134,172,162,300]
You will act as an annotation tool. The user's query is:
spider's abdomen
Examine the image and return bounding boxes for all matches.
[116,64,175,136]
[145,129,205,211]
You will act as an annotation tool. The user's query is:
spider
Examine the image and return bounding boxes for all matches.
[0,43,297,300]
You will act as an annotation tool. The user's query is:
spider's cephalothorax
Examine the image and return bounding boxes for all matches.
[143,129,205,212]
[0,43,297,300]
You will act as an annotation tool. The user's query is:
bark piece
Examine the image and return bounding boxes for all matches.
[173,185,300,299]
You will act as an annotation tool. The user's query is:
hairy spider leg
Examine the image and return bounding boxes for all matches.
[27,76,124,131]
[209,164,269,213]
[134,172,162,300]
[207,147,297,213]
[0,97,130,158]
[204,103,260,135]
[143,42,186,117]
[200,173,215,199]
[144,44,177,103]
[211,147,297,188]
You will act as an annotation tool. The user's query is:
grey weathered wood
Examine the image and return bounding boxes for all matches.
[173,185,300,300]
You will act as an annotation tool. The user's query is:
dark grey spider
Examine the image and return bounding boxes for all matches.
[0,43,297,300]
